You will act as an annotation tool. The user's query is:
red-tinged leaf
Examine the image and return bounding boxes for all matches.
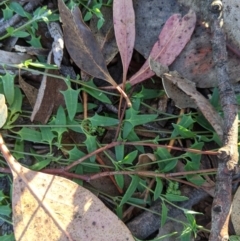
[113,0,135,82]
[129,10,196,86]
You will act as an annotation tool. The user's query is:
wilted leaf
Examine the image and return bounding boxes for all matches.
[136,153,156,171]
[113,0,135,82]
[129,10,196,86]
[0,94,8,128]
[0,135,135,241]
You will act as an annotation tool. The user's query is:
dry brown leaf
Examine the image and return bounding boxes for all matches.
[136,153,156,171]
[90,6,118,65]
[0,135,135,241]
[149,58,197,108]
[31,51,67,124]
[232,186,240,235]
[58,0,131,106]
[18,76,38,108]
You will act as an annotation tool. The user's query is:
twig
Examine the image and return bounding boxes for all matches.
[209,1,239,240]
[64,141,218,171]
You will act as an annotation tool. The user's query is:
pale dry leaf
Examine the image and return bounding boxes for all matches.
[232,186,240,235]
[0,135,135,241]
[0,94,7,128]
[48,22,64,68]
[136,153,156,171]
[163,71,224,139]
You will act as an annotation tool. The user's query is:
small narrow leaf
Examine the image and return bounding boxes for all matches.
[120,175,139,206]
[61,88,80,121]
[88,113,119,127]
[1,72,15,105]
[154,178,163,201]
[129,10,196,86]
[161,201,168,227]
[113,0,135,81]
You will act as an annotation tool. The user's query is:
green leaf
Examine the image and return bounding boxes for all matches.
[3,5,13,20]
[40,127,56,144]
[165,194,189,202]
[123,107,157,138]
[120,175,139,206]
[0,204,11,216]
[30,158,52,171]
[61,88,80,121]
[97,17,104,29]
[156,147,172,160]
[51,106,67,141]
[16,127,42,142]
[0,94,7,128]
[115,144,124,162]
[120,150,138,165]
[115,172,124,189]
[162,159,178,172]
[11,31,30,38]
[172,123,196,138]
[171,115,195,138]
[1,233,15,241]
[67,119,84,133]
[82,80,111,104]
[0,190,7,202]
[1,72,15,105]
[161,201,168,227]
[9,1,31,18]
[84,134,97,162]
[126,130,144,153]
[84,11,93,21]
[88,113,119,127]
[67,146,86,161]
[154,177,163,201]
[13,139,24,160]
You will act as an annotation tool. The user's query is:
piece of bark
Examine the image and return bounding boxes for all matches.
[208,1,239,240]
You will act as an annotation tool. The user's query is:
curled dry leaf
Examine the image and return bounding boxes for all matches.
[47,22,64,68]
[0,94,7,128]
[129,10,196,86]
[149,58,197,108]
[58,0,131,106]
[113,0,135,82]
[136,153,156,171]
[0,135,135,241]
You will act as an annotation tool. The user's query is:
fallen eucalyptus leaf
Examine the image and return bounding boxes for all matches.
[58,0,131,106]
[113,0,135,82]
[129,10,196,86]
[0,135,135,241]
